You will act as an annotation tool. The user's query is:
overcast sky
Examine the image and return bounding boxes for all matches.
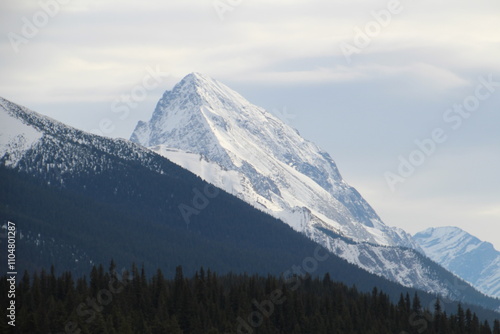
[1,0,499,249]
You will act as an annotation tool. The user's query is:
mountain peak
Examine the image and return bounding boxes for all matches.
[130,73,421,250]
[417,226,468,239]
[414,226,489,250]
[183,72,214,83]
[176,72,213,92]
[168,72,250,111]
[130,73,249,165]
[130,72,256,147]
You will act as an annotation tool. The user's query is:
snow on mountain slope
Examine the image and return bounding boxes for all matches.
[129,73,500,297]
[154,146,473,297]
[0,103,43,167]
[152,146,245,196]
[414,227,500,298]
[0,96,170,180]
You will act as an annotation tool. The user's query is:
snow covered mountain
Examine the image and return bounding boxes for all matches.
[129,73,492,297]
[414,227,500,298]
[1,95,499,311]
[131,72,417,248]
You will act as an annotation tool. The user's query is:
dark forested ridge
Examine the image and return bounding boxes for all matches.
[1,264,499,334]
[2,162,500,315]
[1,102,500,316]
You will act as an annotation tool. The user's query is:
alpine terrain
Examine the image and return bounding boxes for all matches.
[1,95,499,313]
[414,227,500,298]
[130,73,496,302]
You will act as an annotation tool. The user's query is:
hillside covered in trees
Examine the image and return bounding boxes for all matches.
[1,263,499,334]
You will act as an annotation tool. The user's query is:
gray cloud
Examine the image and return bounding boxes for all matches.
[1,0,498,248]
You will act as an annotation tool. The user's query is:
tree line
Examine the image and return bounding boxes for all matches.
[1,262,499,334]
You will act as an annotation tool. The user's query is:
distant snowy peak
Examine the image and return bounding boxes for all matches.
[414,226,493,266]
[414,227,500,298]
[131,73,420,250]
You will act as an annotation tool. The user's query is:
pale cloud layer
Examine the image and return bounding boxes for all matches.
[1,0,499,248]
